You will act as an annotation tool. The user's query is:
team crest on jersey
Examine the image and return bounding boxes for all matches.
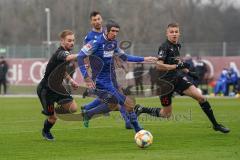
[104,41,117,51]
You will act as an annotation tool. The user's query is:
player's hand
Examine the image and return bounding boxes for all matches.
[70,79,79,90]
[144,56,158,63]
[85,77,96,89]
[176,62,190,69]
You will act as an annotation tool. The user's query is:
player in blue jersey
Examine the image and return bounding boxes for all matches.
[77,20,157,132]
[84,11,104,44]
[82,11,134,129]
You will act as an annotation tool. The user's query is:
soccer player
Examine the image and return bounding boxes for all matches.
[82,11,133,129]
[84,11,104,44]
[134,23,230,133]
[37,30,79,140]
[77,20,157,132]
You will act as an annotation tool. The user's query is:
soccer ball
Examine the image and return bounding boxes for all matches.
[134,130,153,148]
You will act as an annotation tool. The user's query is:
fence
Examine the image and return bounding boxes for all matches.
[0,42,240,58]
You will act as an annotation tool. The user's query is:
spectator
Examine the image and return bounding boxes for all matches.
[184,53,197,86]
[214,69,230,96]
[227,62,239,95]
[195,56,207,86]
[0,56,8,94]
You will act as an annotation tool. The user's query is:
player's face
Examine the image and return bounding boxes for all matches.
[166,27,180,44]
[91,14,103,30]
[107,27,119,40]
[61,34,75,50]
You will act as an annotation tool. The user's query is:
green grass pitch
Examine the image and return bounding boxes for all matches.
[0,97,239,160]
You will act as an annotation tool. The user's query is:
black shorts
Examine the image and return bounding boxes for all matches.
[37,82,73,116]
[159,76,192,106]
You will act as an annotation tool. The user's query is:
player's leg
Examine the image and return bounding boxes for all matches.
[0,80,2,94]
[82,98,102,110]
[3,79,7,94]
[183,85,230,133]
[140,79,144,94]
[42,111,57,141]
[117,87,133,129]
[56,99,78,114]
[119,105,132,129]
[123,96,143,132]
[135,79,139,95]
[134,94,173,118]
[37,84,57,140]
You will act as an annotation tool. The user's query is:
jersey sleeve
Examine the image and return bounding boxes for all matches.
[157,45,167,61]
[77,40,98,78]
[81,40,98,56]
[57,50,71,62]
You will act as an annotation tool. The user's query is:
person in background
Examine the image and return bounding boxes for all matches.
[0,56,9,94]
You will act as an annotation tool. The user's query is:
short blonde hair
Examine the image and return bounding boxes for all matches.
[59,30,74,39]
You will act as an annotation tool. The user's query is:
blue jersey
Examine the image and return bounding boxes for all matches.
[78,33,144,90]
[84,29,103,44]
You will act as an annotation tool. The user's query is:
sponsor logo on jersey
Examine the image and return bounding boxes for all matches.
[103,50,114,57]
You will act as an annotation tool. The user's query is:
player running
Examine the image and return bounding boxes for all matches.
[134,23,230,133]
[81,11,134,129]
[77,20,157,132]
[37,30,79,140]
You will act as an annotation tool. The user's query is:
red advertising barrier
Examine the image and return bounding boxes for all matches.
[6,59,84,85]
[197,56,240,80]
[5,57,240,85]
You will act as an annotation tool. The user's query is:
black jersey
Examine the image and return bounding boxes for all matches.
[157,40,181,78]
[41,46,71,88]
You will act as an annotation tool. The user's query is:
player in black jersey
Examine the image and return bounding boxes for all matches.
[37,30,79,140]
[135,23,230,133]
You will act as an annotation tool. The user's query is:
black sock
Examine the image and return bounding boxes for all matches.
[199,101,219,126]
[140,106,161,117]
[43,119,54,132]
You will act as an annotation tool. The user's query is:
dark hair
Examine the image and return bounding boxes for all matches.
[167,23,179,28]
[59,30,74,39]
[90,11,101,19]
[106,20,120,32]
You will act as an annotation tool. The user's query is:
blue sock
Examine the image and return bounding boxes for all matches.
[84,98,101,110]
[119,105,131,124]
[86,103,110,119]
[129,111,143,132]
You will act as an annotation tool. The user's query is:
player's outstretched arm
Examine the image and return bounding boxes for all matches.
[77,48,96,89]
[65,54,78,62]
[143,56,158,63]
[65,72,79,90]
[156,60,177,71]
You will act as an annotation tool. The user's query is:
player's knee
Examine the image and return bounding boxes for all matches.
[48,115,57,123]
[196,95,205,103]
[70,107,77,113]
[108,103,118,111]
